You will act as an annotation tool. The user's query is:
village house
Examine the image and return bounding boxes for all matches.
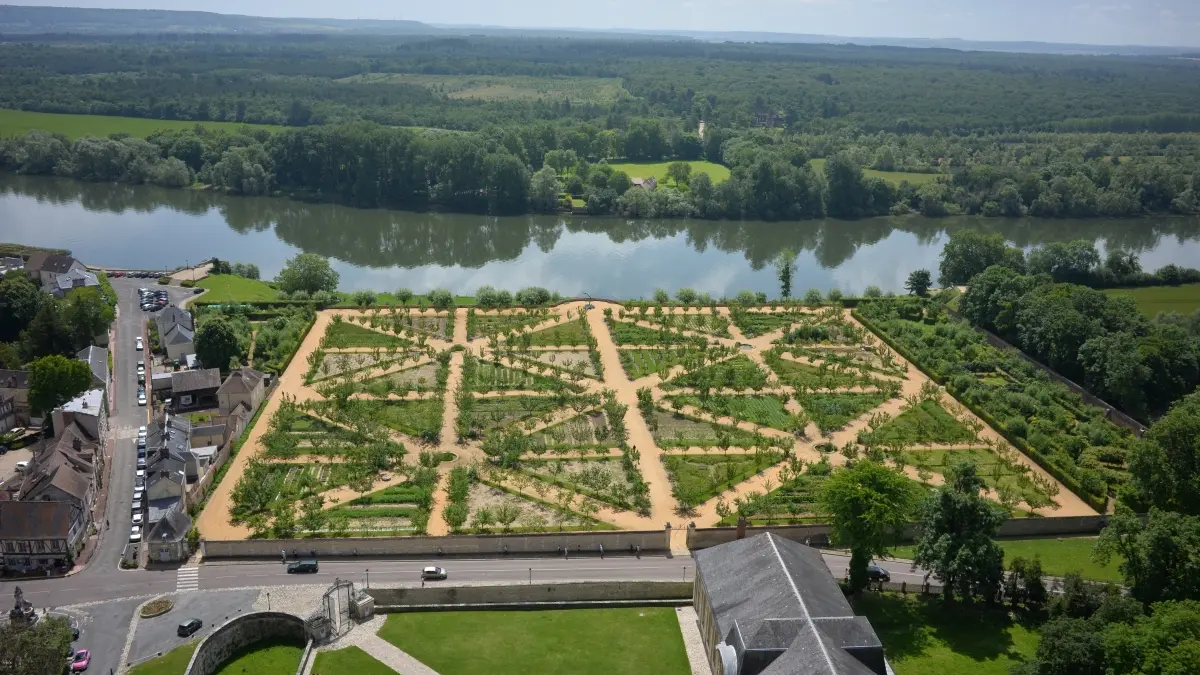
[24,252,86,288]
[218,367,266,417]
[76,346,110,389]
[0,370,31,427]
[0,501,87,573]
[49,268,100,299]
[169,369,221,411]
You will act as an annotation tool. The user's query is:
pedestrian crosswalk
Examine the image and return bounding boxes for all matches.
[176,567,200,592]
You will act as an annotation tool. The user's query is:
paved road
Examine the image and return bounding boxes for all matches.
[4,551,927,608]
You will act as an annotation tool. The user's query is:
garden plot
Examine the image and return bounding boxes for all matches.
[730,310,799,338]
[357,362,442,395]
[763,351,881,389]
[663,451,783,507]
[527,320,590,347]
[324,399,444,441]
[656,312,732,338]
[467,481,606,532]
[665,354,770,390]
[618,348,688,380]
[311,351,401,381]
[469,310,549,339]
[797,391,893,433]
[720,472,831,525]
[395,313,453,339]
[859,399,978,446]
[323,320,412,348]
[646,408,760,449]
[900,447,1046,506]
[605,319,696,346]
[778,318,866,345]
[466,359,579,393]
[461,395,576,436]
[522,458,638,508]
[528,411,617,450]
[793,345,905,376]
[665,394,798,433]
[520,349,598,378]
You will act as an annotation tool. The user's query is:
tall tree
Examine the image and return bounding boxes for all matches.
[938,230,1025,286]
[62,287,114,350]
[0,615,73,675]
[528,165,562,214]
[27,354,92,415]
[1128,391,1200,514]
[905,269,932,297]
[818,460,921,594]
[18,300,72,362]
[274,253,339,295]
[194,317,242,372]
[1095,506,1200,606]
[0,274,42,343]
[775,248,797,299]
[913,459,1007,603]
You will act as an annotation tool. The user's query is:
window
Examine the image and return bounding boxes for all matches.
[181,395,194,406]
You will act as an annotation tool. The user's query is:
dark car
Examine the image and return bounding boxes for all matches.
[867,564,891,582]
[177,618,203,637]
[287,559,319,574]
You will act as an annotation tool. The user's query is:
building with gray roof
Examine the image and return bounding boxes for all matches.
[76,345,109,389]
[693,533,887,675]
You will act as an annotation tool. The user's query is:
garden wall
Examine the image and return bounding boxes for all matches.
[367,581,693,610]
[184,611,308,675]
[201,529,670,559]
[686,515,1110,550]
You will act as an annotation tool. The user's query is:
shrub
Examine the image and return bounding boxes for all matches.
[180,280,195,288]
[515,286,552,307]
[352,290,376,307]
[311,290,333,306]
[427,289,455,311]
[157,276,171,285]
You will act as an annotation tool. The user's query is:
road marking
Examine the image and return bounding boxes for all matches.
[176,567,200,592]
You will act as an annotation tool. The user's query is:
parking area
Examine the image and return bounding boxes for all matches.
[0,445,33,484]
[129,590,259,663]
[57,598,143,675]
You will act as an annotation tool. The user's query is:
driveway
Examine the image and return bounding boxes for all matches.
[129,590,259,663]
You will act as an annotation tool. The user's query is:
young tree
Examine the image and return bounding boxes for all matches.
[666,161,693,186]
[395,288,413,307]
[27,354,92,415]
[275,253,339,295]
[913,459,1007,603]
[775,248,798,299]
[270,502,297,539]
[904,269,933,297]
[818,460,922,594]
[494,503,522,531]
[298,496,327,534]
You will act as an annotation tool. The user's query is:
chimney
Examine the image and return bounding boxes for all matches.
[81,400,88,409]
[72,437,82,451]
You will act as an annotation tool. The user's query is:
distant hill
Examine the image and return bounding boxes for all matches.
[0,5,441,35]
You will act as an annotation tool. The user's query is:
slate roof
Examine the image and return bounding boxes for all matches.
[76,346,109,386]
[163,323,195,346]
[150,500,192,543]
[694,533,885,675]
[148,415,192,461]
[25,252,78,275]
[218,367,265,394]
[156,307,194,332]
[53,269,98,293]
[0,501,79,540]
[171,368,220,393]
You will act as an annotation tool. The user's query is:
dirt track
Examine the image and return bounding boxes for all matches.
[196,302,1094,541]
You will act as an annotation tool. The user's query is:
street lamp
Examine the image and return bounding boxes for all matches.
[365,568,369,588]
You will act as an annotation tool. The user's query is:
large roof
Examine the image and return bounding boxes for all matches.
[171,368,220,393]
[694,533,885,675]
[157,307,194,332]
[60,388,104,416]
[25,252,78,275]
[218,367,264,394]
[163,323,195,345]
[76,346,109,385]
[0,501,79,539]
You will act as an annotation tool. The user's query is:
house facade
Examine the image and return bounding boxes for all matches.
[24,253,85,287]
[0,395,16,434]
[0,370,31,426]
[0,501,86,573]
[170,369,221,411]
[162,324,195,362]
[218,367,266,417]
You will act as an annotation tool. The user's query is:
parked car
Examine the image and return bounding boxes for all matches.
[71,624,79,640]
[132,513,143,526]
[129,526,142,543]
[287,559,319,574]
[133,488,144,503]
[138,426,147,439]
[421,566,448,581]
[70,649,90,671]
[137,458,146,469]
[867,564,891,583]
[137,391,147,406]
[135,337,143,350]
[15,460,29,473]
[177,618,203,637]
[136,361,145,375]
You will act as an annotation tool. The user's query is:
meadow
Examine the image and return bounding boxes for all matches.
[0,108,283,138]
[605,160,731,184]
[1101,283,1200,317]
[336,73,630,104]
[809,157,943,186]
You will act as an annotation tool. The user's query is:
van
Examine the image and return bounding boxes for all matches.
[287,559,319,574]
[177,618,203,637]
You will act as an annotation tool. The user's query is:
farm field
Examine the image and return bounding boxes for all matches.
[861,399,978,445]
[0,108,284,138]
[664,354,769,390]
[605,160,731,184]
[336,73,630,104]
[1101,283,1200,317]
[378,608,691,675]
[619,348,688,380]
[646,408,760,448]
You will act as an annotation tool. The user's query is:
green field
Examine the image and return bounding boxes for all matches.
[337,73,630,104]
[128,641,198,675]
[212,641,304,675]
[196,274,279,302]
[379,608,690,675]
[1102,283,1200,317]
[809,158,943,186]
[857,594,1038,675]
[0,108,283,139]
[323,321,412,348]
[311,647,396,675]
[606,160,731,184]
[889,536,1123,583]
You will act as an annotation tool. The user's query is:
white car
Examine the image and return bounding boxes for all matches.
[138,426,147,439]
[15,460,29,473]
[135,337,143,351]
[130,526,142,543]
[133,489,144,503]
[138,391,147,406]
[132,513,144,526]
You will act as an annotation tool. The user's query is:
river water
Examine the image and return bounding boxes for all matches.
[2,173,1198,297]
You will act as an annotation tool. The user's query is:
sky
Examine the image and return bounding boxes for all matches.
[15,0,1200,47]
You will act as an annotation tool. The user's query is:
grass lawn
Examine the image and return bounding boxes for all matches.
[0,108,283,139]
[323,320,411,348]
[889,536,1123,583]
[311,647,396,675]
[1102,283,1200,317]
[212,640,304,675]
[128,641,197,675]
[606,160,731,184]
[855,593,1038,675]
[528,319,589,346]
[379,607,691,675]
[196,274,279,303]
[809,158,943,186]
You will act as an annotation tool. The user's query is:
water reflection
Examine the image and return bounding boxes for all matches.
[2,173,1198,296]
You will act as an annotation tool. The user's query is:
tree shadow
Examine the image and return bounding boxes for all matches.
[853,593,1021,663]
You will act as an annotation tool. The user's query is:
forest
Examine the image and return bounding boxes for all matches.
[1,31,1200,220]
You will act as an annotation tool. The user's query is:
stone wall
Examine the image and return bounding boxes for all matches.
[202,529,669,559]
[367,581,694,609]
[687,515,1111,551]
[184,611,308,675]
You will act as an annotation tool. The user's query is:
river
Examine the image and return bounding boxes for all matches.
[2,174,1199,297]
